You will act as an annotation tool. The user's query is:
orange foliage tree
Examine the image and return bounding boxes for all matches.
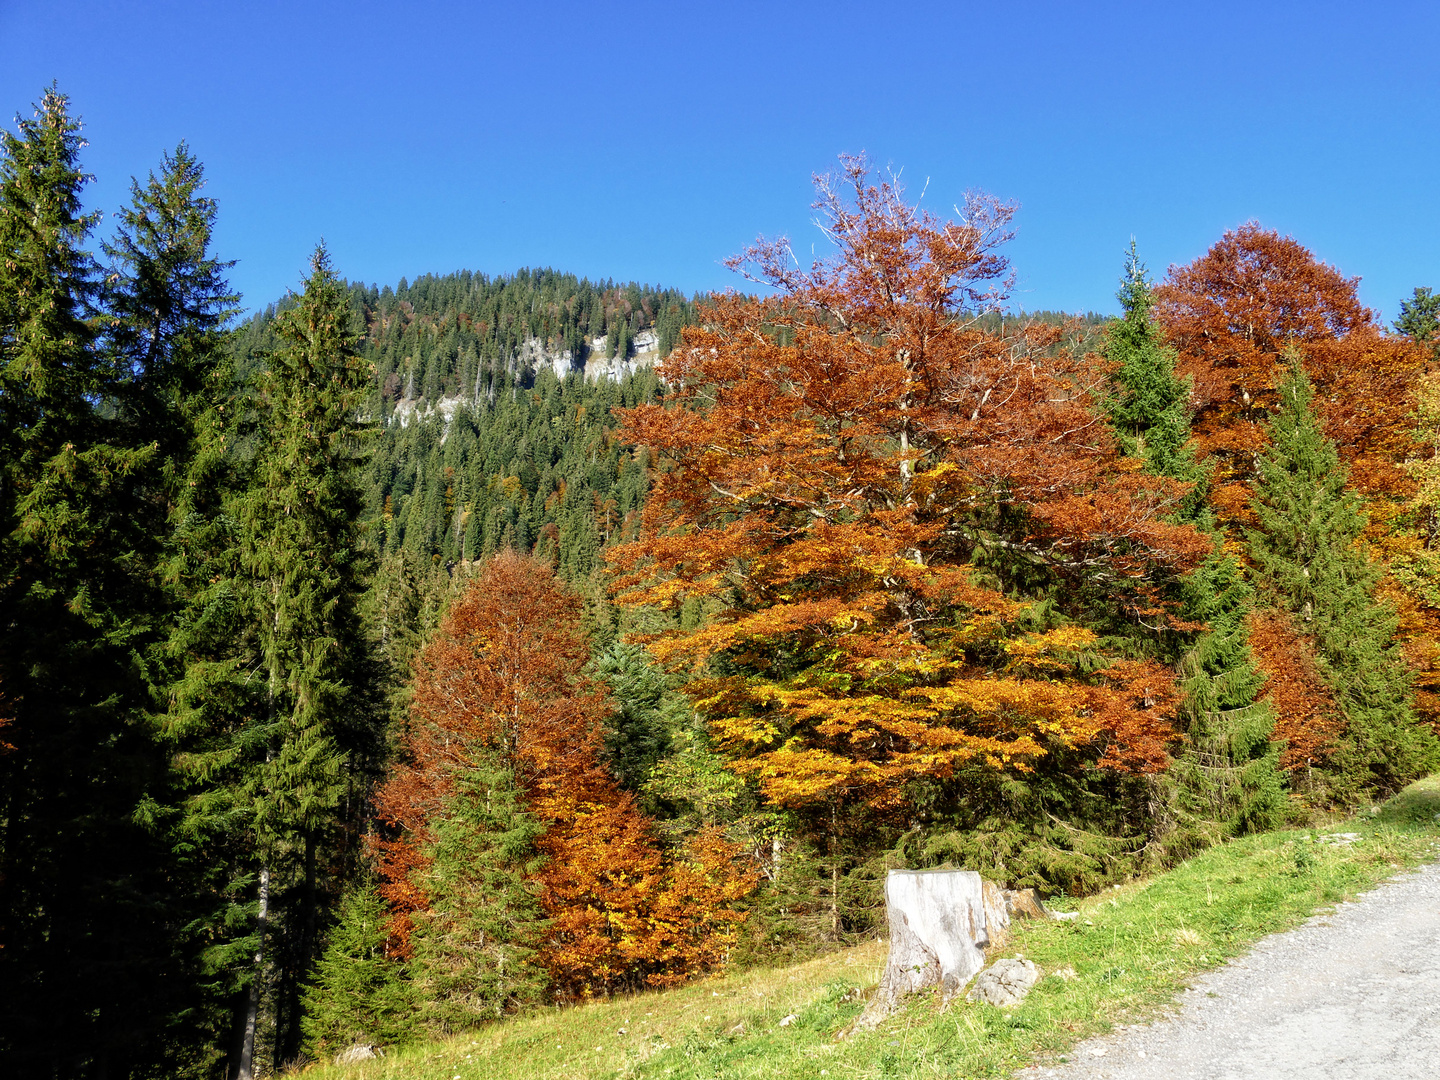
[1244,609,1342,772]
[1157,223,1439,727]
[610,158,1210,839]
[373,551,755,1003]
[1155,222,1427,524]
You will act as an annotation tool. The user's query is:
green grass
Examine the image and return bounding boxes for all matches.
[312,780,1440,1080]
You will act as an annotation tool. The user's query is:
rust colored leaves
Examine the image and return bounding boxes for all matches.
[373,551,755,997]
[1246,608,1342,771]
[610,158,1204,815]
[1156,223,1427,522]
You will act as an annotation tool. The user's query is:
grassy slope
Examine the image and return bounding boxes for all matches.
[316,777,1440,1080]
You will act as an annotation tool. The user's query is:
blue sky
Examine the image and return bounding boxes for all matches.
[4,1,1437,320]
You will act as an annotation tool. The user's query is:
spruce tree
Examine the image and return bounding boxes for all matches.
[1106,241,1202,495]
[592,642,684,795]
[1169,549,1286,839]
[106,139,249,1078]
[1395,286,1440,356]
[1248,357,1438,799]
[1105,245,1283,840]
[406,753,547,1034]
[0,87,178,1077]
[300,886,414,1057]
[235,244,378,1072]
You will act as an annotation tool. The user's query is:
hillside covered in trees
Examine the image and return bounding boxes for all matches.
[3,90,1439,1080]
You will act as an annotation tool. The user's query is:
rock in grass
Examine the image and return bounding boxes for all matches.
[966,958,1040,1007]
[333,1044,379,1064]
[1003,888,1050,920]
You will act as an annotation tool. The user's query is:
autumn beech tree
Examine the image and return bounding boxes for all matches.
[367,551,753,1018]
[1155,223,1427,524]
[610,158,1212,905]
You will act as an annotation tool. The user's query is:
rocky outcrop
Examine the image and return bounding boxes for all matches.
[388,331,663,430]
[523,329,662,383]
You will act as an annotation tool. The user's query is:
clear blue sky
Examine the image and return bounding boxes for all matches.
[4,1,1437,321]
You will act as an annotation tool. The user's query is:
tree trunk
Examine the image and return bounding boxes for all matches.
[236,864,270,1080]
[852,869,1008,1030]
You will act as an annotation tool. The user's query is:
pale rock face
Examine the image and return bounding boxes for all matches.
[967,957,1041,1007]
[388,331,663,434]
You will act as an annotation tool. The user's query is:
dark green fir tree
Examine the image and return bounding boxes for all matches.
[592,641,686,795]
[1248,356,1439,800]
[106,138,249,1079]
[0,86,180,1079]
[300,885,414,1057]
[1106,240,1202,496]
[406,752,547,1034]
[1395,286,1440,357]
[235,244,379,1074]
[1105,243,1283,842]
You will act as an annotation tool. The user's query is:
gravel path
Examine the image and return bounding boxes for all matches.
[1014,860,1440,1080]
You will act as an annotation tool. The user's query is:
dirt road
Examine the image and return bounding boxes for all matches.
[1015,859,1440,1080]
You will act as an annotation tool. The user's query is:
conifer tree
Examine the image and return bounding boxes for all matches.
[1107,241,1202,495]
[1169,550,1286,837]
[406,752,547,1033]
[1395,286,1440,356]
[0,87,178,1077]
[592,642,684,795]
[235,244,378,1072]
[301,886,414,1057]
[1105,245,1283,840]
[101,138,252,1077]
[1248,357,1439,799]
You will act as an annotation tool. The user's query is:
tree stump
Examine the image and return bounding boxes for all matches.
[852,869,1009,1030]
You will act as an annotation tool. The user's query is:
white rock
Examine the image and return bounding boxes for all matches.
[333,1044,379,1064]
[966,958,1041,1007]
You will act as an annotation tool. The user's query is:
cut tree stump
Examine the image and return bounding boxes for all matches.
[852,869,1010,1030]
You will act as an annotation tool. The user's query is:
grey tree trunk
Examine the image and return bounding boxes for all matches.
[853,869,1009,1030]
[236,864,271,1080]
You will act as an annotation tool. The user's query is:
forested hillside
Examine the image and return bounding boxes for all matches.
[4,89,1439,1080]
[233,271,687,583]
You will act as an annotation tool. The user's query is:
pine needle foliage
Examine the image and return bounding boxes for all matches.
[407,752,548,1033]
[301,886,415,1058]
[1106,241,1203,499]
[0,86,181,1077]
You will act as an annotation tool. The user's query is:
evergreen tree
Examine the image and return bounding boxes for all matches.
[235,244,378,1073]
[406,752,547,1033]
[105,139,249,1078]
[1168,551,1286,839]
[1105,245,1283,840]
[0,87,176,1078]
[592,642,685,795]
[1395,285,1440,356]
[1105,241,1203,495]
[1248,357,1439,799]
[300,886,414,1057]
